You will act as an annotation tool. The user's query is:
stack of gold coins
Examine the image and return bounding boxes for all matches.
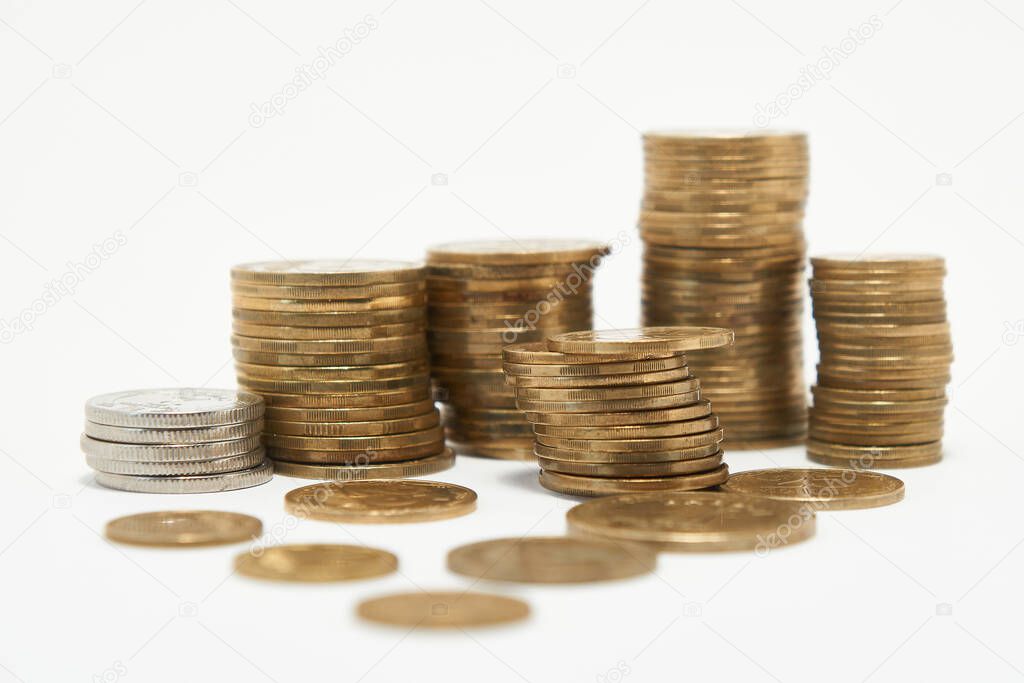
[425,240,608,460]
[639,130,809,449]
[230,260,453,480]
[503,327,734,496]
[807,254,952,468]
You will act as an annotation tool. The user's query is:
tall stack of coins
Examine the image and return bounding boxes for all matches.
[503,327,734,496]
[639,130,809,449]
[425,240,608,460]
[82,388,272,493]
[808,254,952,468]
[230,260,452,480]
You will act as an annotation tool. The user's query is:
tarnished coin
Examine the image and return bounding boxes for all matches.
[284,479,477,523]
[235,543,397,582]
[231,259,425,286]
[567,490,816,551]
[540,465,729,497]
[105,511,263,547]
[357,591,529,628]
[721,468,905,510]
[547,327,734,354]
[447,536,655,583]
[86,388,264,428]
[427,238,608,265]
[94,461,273,494]
[270,448,455,480]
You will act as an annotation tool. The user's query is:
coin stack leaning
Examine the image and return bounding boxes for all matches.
[230,260,453,480]
[82,388,272,493]
[503,326,734,496]
[807,254,952,468]
[425,240,608,460]
[639,130,809,449]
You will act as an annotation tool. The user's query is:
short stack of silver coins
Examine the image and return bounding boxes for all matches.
[82,388,272,493]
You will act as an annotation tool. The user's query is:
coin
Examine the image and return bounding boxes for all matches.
[447,536,655,583]
[524,402,713,427]
[105,511,263,547]
[235,543,397,582]
[84,419,264,444]
[230,281,425,300]
[427,239,608,265]
[265,412,439,437]
[515,390,701,413]
[547,327,734,354]
[357,591,529,628]
[270,448,455,480]
[94,461,273,493]
[541,465,729,496]
[721,468,905,510]
[284,479,476,523]
[81,434,261,461]
[87,448,266,476]
[539,452,723,477]
[231,259,425,286]
[85,388,264,428]
[502,341,678,365]
[535,426,725,452]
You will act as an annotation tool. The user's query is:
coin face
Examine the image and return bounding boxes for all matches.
[86,388,264,428]
[567,491,816,552]
[447,537,655,583]
[357,591,529,628]
[235,544,397,582]
[547,327,734,354]
[105,511,262,547]
[721,468,905,510]
[284,480,477,523]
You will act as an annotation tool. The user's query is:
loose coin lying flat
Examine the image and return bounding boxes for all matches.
[547,327,734,354]
[86,388,264,428]
[105,511,263,547]
[447,536,655,583]
[284,479,477,523]
[566,490,815,551]
[720,468,905,510]
[235,543,397,582]
[357,591,529,628]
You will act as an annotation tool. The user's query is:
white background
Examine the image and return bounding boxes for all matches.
[1,0,1022,681]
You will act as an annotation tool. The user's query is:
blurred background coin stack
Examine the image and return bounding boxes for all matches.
[503,327,734,496]
[639,130,809,449]
[425,240,608,461]
[82,388,272,493]
[807,255,952,468]
[230,260,452,480]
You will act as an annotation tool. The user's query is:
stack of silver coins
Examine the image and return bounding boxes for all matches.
[82,388,272,493]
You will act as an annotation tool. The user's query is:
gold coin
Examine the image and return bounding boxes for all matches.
[512,378,700,402]
[811,253,944,273]
[502,355,687,377]
[233,348,428,367]
[233,293,425,312]
[533,413,716,439]
[447,537,655,583]
[230,280,425,300]
[448,439,536,461]
[239,375,429,396]
[231,321,424,340]
[536,426,725,453]
[547,327,734,354]
[507,367,691,388]
[267,440,445,464]
[720,468,905,510]
[105,511,262,547]
[427,239,609,265]
[231,259,425,286]
[566,490,815,551]
[357,591,529,628]
[539,452,723,477]
[515,390,701,414]
[264,400,436,423]
[270,448,455,479]
[540,464,729,496]
[502,341,677,365]
[265,425,444,451]
[235,360,428,381]
[265,413,439,437]
[284,479,476,523]
[257,387,430,409]
[235,543,397,582]
[233,307,425,327]
[524,401,712,426]
[806,439,943,466]
[231,334,423,354]
[428,261,595,279]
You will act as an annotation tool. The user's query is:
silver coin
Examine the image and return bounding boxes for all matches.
[84,419,264,444]
[87,448,266,476]
[93,461,273,494]
[85,388,264,428]
[80,434,262,462]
